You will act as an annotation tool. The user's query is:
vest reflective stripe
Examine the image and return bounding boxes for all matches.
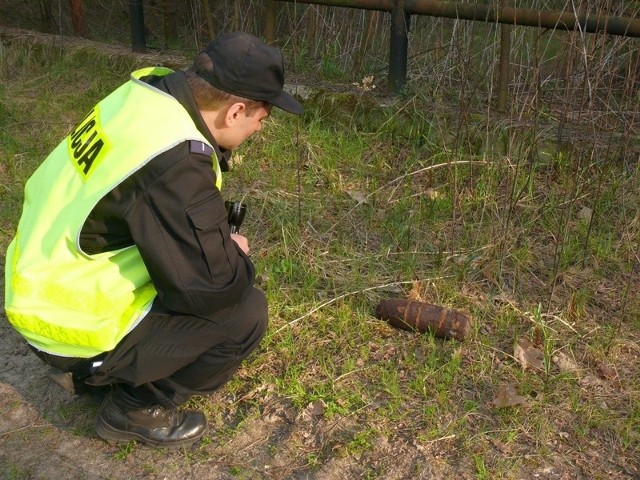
[5,67,222,357]
[6,286,156,352]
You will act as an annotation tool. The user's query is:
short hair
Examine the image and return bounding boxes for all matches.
[186,52,268,113]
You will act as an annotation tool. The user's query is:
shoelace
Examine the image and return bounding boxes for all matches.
[145,405,177,421]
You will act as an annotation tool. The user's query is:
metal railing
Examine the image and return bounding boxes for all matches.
[125,1,640,94]
[266,0,640,93]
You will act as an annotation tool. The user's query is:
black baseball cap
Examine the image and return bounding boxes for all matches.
[195,32,303,115]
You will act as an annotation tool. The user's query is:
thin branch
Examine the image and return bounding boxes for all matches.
[0,423,50,437]
[273,277,451,334]
[327,160,488,235]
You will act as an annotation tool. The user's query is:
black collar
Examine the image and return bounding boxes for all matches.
[144,71,231,171]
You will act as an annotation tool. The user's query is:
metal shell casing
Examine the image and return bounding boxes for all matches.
[375,299,472,341]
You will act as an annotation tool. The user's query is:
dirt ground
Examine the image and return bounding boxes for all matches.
[3,307,639,480]
[0,311,464,480]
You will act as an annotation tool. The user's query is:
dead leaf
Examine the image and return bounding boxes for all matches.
[579,373,606,389]
[425,188,439,200]
[346,189,368,204]
[492,382,527,408]
[490,438,512,454]
[230,153,244,167]
[514,338,545,371]
[577,206,593,222]
[408,280,424,301]
[492,292,514,305]
[552,351,581,374]
[307,400,325,418]
[597,363,617,380]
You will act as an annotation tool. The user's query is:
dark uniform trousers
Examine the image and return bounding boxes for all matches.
[33,287,268,408]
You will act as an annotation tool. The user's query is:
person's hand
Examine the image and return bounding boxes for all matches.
[230,233,249,254]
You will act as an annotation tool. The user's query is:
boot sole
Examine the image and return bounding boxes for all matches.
[94,415,206,449]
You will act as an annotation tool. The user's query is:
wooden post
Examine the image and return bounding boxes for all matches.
[39,0,56,34]
[129,0,146,53]
[389,0,410,93]
[202,0,215,40]
[497,0,511,112]
[231,0,240,32]
[352,10,378,75]
[68,0,88,37]
[264,0,277,43]
[162,0,178,47]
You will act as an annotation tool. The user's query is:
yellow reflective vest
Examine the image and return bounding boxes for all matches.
[4,67,222,358]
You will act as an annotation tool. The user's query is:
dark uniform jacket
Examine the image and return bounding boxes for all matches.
[80,71,255,321]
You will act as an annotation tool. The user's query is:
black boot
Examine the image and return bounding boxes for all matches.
[94,386,207,448]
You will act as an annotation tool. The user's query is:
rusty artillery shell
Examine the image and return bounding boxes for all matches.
[375,299,472,341]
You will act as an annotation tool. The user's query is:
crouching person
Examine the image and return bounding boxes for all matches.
[4,32,303,447]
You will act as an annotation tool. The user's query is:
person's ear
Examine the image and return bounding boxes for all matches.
[224,102,246,126]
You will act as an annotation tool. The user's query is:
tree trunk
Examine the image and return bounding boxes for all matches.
[352,10,378,76]
[68,0,88,37]
[202,0,215,40]
[163,0,178,47]
[39,0,56,34]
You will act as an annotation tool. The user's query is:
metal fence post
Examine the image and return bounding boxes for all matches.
[130,0,146,53]
[264,0,277,43]
[389,0,410,93]
[497,0,512,112]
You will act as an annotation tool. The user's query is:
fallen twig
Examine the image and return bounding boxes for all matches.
[0,423,50,437]
[273,277,452,334]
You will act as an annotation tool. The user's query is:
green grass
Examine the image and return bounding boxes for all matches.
[4,464,33,480]
[1,38,639,478]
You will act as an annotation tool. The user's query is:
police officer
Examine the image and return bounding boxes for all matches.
[4,32,303,447]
